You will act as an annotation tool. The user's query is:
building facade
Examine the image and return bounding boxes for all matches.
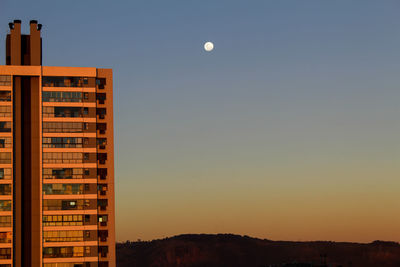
[0,20,115,267]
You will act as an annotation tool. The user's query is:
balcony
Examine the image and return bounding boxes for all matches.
[0,76,11,87]
[98,168,107,180]
[0,236,11,243]
[98,215,108,227]
[97,108,106,121]
[99,246,109,258]
[98,184,108,196]
[96,78,106,90]
[97,123,107,135]
[97,138,107,150]
[98,199,108,211]
[43,76,96,88]
[97,153,107,165]
[0,91,11,102]
[97,93,106,106]
[98,230,108,242]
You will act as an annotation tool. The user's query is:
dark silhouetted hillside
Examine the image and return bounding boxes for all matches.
[116,234,400,267]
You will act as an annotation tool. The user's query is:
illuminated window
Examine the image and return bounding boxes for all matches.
[0,201,11,211]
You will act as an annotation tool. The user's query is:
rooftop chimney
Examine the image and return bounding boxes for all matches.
[29,20,42,65]
[5,19,42,65]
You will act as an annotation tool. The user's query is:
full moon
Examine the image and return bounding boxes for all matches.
[204,42,214,52]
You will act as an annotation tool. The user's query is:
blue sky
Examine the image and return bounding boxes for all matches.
[1,0,400,242]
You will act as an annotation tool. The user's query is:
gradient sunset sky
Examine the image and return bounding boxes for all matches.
[1,0,399,243]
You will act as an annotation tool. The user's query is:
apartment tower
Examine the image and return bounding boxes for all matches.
[0,20,115,267]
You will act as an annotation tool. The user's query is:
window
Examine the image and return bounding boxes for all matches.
[0,201,11,211]
[43,137,83,148]
[0,91,11,102]
[43,122,95,133]
[43,152,86,163]
[0,106,11,117]
[97,153,107,165]
[98,215,108,226]
[96,108,106,120]
[99,246,108,257]
[42,76,95,87]
[96,93,106,104]
[0,216,11,227]
[0,138,11,148]
[98,230,108,242]
[43,107,84,118]
[0,185,11,195]
[0,248,11,259]
[43,215,84,226]
[0,232,12,243]
[43,184,84,195]
[98,184,107,196]
[0,122,11,133]
[97,138,107,149]
[43,168,85,179]
[0,169,11,180]
[98,199,108,211]
[43,199,94,211]
[96,78,106,89]
[0,75,11,86]
[96,123,106,135]
[43,230,84,242]
[43,246,87,258]
[42,91,82,102]
[0,153,11,164]
[98,168,107,180]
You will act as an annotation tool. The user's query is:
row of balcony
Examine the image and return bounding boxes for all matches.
[42,245,109,259]
[42,152,108,165]
[43,168,108,180]
[43,214,108,227]
[41,229,109,243]
[0,93,107,104]
[43,199,109,212]
[42,183,108,196]
[42,137,107,150]
[42,92,107,105]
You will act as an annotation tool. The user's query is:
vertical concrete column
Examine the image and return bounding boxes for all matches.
[97,69,116,267]
[13,76,22,267]
[30,76,41,267]
[21,77,32,267]
[14,76,41,267]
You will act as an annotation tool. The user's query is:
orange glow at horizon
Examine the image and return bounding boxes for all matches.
[116,154,399,243]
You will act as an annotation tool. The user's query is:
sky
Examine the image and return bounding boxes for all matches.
[1,0,399,243]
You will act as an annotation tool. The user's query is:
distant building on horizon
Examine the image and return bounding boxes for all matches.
[0,20,115,267]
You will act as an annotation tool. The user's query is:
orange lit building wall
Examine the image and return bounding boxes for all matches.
[0,20,115,267]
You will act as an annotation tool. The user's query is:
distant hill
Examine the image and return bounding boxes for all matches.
[116,234,400,267]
